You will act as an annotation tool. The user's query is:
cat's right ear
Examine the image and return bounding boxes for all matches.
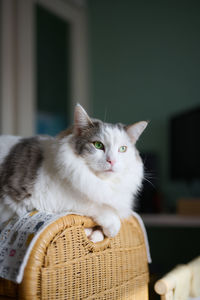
[74,104,93,136]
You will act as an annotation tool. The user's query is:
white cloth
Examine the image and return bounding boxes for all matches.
[0,211,151,283]
[132,211,152,264]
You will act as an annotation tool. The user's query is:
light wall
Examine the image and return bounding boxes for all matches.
[88,0,200,210]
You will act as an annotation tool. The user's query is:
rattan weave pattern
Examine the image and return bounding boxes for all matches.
[0,215,149,300]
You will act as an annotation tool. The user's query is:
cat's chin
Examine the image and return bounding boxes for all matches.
[95,169,117,180]
[105,169,114,173]
[104,170,115,177]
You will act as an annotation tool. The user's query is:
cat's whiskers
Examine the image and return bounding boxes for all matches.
[143,171,156,189]
[143,177,155,189]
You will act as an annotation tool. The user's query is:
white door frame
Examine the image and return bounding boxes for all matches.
[1,0,89,136]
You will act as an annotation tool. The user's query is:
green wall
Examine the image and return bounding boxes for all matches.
[88,0,200,210]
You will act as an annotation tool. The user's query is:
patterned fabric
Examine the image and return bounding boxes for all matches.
[0,211,151,284]
[0,211,64,283]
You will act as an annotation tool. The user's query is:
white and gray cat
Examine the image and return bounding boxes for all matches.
[0,104,147,241]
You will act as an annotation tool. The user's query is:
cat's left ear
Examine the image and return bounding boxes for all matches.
[74,104,93,135]
[126,121,148,143]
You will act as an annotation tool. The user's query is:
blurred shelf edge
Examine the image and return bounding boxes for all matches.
[141,214,200,227]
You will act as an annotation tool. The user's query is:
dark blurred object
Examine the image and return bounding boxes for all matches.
[137,152,161,213]
[177,198,200,216]
[149,272,161,300]
[170,107,200,181]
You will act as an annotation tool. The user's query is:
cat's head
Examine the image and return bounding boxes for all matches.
[69,104,148,178]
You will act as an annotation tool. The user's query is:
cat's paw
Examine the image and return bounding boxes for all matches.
[84,228,93,237]
[84,227,104,243]
[90,229,104,243]
[101,215,121,238]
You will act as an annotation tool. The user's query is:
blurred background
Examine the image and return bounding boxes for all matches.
[1,0,200,298]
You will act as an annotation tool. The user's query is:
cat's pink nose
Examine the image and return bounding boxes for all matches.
[107,159,116,166]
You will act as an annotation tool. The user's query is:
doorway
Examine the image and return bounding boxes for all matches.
[0,0,88,136]
[36,4,70,135]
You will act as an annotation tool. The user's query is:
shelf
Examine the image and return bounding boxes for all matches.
[141,214,200,227]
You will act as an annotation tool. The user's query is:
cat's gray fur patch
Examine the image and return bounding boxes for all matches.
[72,121,103,155]
[0,137,43,202]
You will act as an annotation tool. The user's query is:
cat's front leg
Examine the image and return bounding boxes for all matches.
[93,209,121,238]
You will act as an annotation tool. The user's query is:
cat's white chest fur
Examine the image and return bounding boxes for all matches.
[32,168,84,214]
[31,151,133,219]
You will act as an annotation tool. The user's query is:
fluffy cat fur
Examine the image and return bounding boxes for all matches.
[0,104,147,238]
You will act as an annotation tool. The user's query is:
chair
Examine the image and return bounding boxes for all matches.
[154,256,200,300]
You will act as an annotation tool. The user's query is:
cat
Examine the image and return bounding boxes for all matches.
[0,104,147,240]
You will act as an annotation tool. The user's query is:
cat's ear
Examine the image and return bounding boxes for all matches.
[74,104,93,135]
[126,121,148,143]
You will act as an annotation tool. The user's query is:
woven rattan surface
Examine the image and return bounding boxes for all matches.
[0,214,149,300]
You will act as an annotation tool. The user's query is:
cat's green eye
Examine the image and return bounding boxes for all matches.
[119,146,127,153]
[93,141,104,150]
